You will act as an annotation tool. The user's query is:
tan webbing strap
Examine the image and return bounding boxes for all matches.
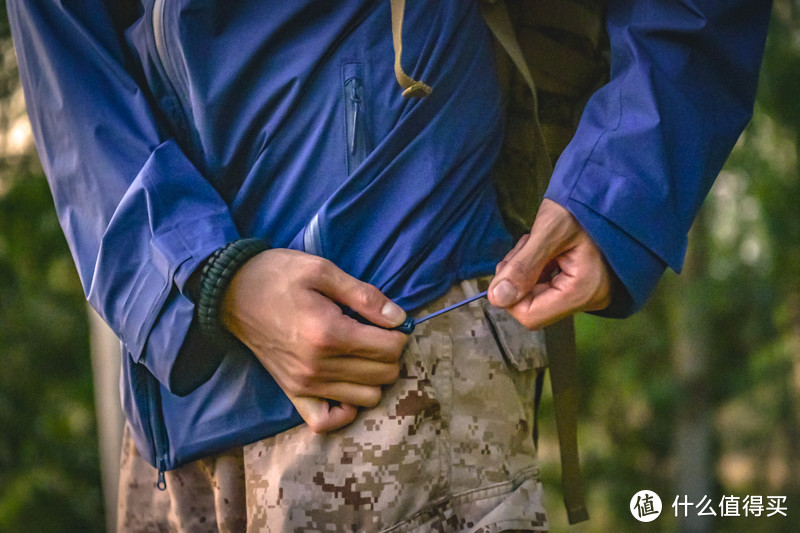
[481,2,589,524]
[389,0,432,98]
[545,317,589,524]
[479,0,539,117]
[479,0,554,183]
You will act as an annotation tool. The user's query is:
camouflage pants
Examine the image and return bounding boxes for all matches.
[118,280,549,532]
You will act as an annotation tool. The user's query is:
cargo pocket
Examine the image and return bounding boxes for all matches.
[242,330,448,532]
[480,300,547,455]
[482,301,548,372]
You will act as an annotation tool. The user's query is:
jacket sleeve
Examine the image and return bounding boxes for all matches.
[8,1,240,391]
[544,0,772,316]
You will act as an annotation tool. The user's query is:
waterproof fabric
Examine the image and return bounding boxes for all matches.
[117,280,549,532]
[8,0,771,471]
[9,1,513,469]
[543,0,771,312]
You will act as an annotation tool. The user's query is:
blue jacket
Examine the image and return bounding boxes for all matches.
[545,1,771,312]
[8,0,770,477]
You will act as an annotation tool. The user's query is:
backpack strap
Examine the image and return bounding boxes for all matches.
[480,0,555,238]
[482,0,590,525]
[479,0,553,178]
[479,0,537,100]
[545,318,589,524]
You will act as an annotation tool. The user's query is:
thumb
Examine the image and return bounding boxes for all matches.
[316,263,406,328]
[489,199,581,309]
[489,237,549,308]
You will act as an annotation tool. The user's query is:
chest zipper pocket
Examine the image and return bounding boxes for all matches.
[343,63,372,174]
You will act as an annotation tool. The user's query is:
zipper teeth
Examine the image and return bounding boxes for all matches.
[152,0,191,127]
[152,0,165,62]
[156,456,167,491]
[146,371,170,491]
[152,0,172,84]
[348,81,361,155]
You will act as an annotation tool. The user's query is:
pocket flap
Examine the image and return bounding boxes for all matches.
[482,302,548,371]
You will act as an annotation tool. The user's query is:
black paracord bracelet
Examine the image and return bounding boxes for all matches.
[195,238,269,339]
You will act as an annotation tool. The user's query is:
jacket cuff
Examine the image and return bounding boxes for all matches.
[545,191,667,316]
[143,290,232,396]
[89,140,239,388]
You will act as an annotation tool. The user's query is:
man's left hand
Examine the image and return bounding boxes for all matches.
[488,199,613,329]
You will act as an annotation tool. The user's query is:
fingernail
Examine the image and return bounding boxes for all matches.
[493,280,520,307]
[381,301,406,325]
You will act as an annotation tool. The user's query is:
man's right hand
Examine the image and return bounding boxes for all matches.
[218,248,409,433]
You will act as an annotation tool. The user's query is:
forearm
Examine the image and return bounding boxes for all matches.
[544,0,771,314]
[9,0,239,388]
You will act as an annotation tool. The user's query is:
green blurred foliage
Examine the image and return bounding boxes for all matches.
[0,2,798,532]
[0,161,104,531]
[0,1,103,529]
[540,3,800,531]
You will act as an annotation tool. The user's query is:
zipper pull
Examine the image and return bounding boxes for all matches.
[389,291,489,334]
[348,81,362,155]
[392,316,416,334]
[156,456,167,491]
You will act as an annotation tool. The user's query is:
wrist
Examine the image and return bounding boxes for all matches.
[193,238,269,340]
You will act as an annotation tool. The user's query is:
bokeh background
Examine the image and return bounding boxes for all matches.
[0,2,798,532]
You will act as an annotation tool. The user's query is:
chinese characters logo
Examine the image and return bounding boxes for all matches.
[630,490,663,522]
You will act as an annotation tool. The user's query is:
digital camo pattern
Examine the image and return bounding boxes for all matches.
[243,279,548,532]
[117,280,549,532]
[118,422,247,532]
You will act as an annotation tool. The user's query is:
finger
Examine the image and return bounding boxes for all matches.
[314,263,406,328]
[507,260,600,329]
[307,306,408,363]
[315,357,400,386]
[490,200,585,309]
[496,255,557,284]
[488,235,548,308]
[292,396,358,433]
[337,318,408,361]
[506,281,580,330]
[494,233,530,275]
[501,233,530,265]
[312,382,383,409]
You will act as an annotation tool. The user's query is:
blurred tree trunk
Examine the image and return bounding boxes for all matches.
[668,212,713,533]
[89,307,124,533]
[785,284,800,500]
[785,130,800,502]
[773,0,800,509]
